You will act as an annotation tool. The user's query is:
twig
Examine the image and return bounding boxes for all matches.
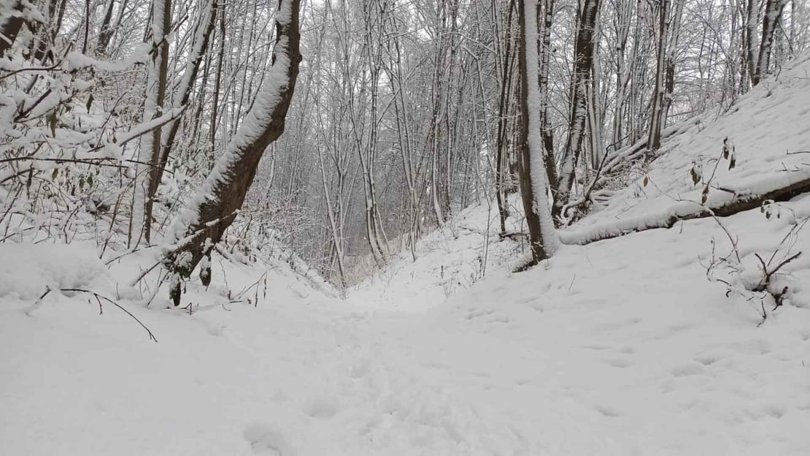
[60,288,158,342]
[24,286,52,316]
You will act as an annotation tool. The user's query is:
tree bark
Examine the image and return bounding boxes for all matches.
[140,0,172,244]
[754,0,789,85]
[494,0,517,234]
[745,0,759,86]
[96,0,117,55]
[151,0,218,200]
[647,0,670,152]
[164,0,301,294]
[553,0,603,219]
[0,0,25,57]
[518,0,559,264]
[538,0,557,191]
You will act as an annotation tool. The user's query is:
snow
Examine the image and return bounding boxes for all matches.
[348,200,526,312]
[567,51,810,238]
[0,242,107,300]
[66,48,149,72]
[3,46,810,456]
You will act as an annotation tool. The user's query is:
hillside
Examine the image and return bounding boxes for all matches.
[2,55,810,456]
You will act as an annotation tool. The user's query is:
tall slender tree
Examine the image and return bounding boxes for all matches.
[553,0,603,220]
[518,0,559,264]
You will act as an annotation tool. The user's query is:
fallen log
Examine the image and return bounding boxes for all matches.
[560,170,810,245]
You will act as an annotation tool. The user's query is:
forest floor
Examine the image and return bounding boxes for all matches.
[2,55,810,456]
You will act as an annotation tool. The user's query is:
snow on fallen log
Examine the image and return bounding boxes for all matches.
[560,169,810,245]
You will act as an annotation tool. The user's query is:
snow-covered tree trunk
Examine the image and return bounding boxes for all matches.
[518,0,559,264]
[428,7,447,229]
[538,0,557,190]
[611,0,632,149]
[163,0,301,297]
[96,0,116,55]
[0,0,25,57]
[744,0,759,87]
[134,0,172,245]
[755,0,789,85]
[647,0,670,152]
[662,0,684,122]
[586,11,604,167]
[494,0,517,235]
[153,0,217,194]
[553,0,602,220]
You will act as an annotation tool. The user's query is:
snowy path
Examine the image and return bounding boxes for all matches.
[3,199,809,455]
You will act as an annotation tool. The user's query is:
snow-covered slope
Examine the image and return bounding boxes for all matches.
[347,198,527,312]
[568,52,810,240]
[3,57,810,455]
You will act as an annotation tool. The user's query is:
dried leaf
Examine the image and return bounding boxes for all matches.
[690,165,700,185]
[47,111,57,137]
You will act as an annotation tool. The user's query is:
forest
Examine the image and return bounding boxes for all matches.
[2,0,807,292]
[2,0,810,454]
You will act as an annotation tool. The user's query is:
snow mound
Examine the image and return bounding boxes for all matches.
[0,242,107,300]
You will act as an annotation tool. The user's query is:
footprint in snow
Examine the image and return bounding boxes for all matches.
[305,396,340,419]
[693,353,721,366]
[605,357,634,368]
[595,404,621,418]
[669,362,705,377]
[243,423,294,455]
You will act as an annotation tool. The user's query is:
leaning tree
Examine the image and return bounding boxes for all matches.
[162,0,301,305]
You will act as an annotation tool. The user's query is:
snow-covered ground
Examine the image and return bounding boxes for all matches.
[3,57,810,455]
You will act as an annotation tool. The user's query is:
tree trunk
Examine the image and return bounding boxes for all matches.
[518,0,559,264]
[538,0,557,191]
[164,0,301,297]
[745,0,759,86]
[0,0,25,57]
[96,0,116,54]
[754,0,789,85]
[647,0,669,152]
[153,0,218,197]
[494,0,517,234]
[662,0,684,123]
[553,0,602,219]
[209,6,226,167]
[140,0,172,244]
